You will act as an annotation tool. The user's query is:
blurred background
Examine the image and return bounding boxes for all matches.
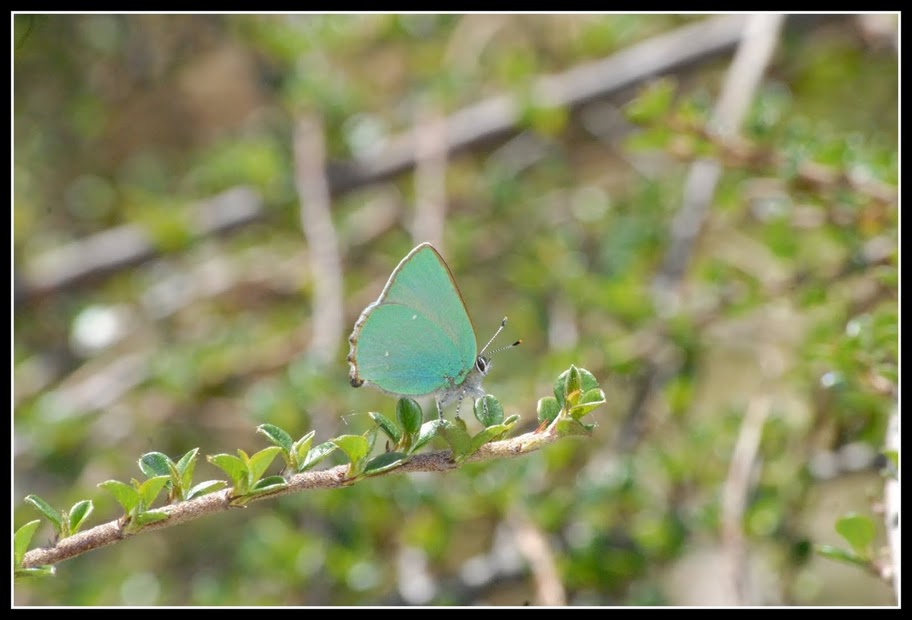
[13,14,897,606]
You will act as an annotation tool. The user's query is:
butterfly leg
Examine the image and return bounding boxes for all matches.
[435,398,445,421]
[454,393,465,421]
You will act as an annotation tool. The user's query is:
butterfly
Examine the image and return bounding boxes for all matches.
[348,242,519,419]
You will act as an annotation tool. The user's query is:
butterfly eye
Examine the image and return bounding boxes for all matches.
[476,357,488,373]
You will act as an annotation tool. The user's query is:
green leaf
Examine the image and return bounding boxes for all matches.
[487,416,520,443]
[98,480,140,514]
[467,424,512,457]
[186,480,228,500]
[299,441,337,472]
[67,500,94,535]
[569,388,607,419]
[292,430,317,466]
[24,495,63,533]
[411,420,442,453]
[526,102,569,137]
[207,454,248,488]
[815,544,871,569]
[331,435,371,466]
[623,125,675,152]
[554,417,596,437]
[625,77,677,124]
[176,448,199,494]
[537,397,561,425]
[474,395,504,427]
[251,476,287,493]
[257,423,294,454]
[364,425,379,455]
[835,513,876,556]
[14,520,41,565]
[231,476,287,505]
[566,366,582,404]
[882,449,898,475]
[363,451,409,476]
[15,565,56,579]
[175,448,199,476]
[138,475,171,509]
[439,420,473,459]
[676,92,712,126]
[246,446,283,486]
[138,452,173,479]
[369,412,402,444]
[397,398,423,436]
[554,366,599,408]
[133,510,169,527]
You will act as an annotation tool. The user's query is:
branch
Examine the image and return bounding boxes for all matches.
[882,409,899,599]
[670,123,898,207]
[615,228,893,450]
[623,14,785,449]
[16,186,263,303]
[19,15,801,304]
[507,507,567,606]
[720,396,772,605]
[410,107,448,251]
[331,15,756,191]
[294,117,344,366]
[20,427,564,570]
[653,13,785,296]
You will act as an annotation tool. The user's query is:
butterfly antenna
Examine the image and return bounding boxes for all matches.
[480,317,523,357]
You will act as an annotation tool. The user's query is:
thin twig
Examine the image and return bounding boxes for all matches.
[16,186,263,303]
[332,15,757,192]
[669,123,898,206]
[18,15,782,304]
[507,507,567,606]
[653,13,785,297]
[20,425,565,569]
[621,14,785,449]
[294,117,344,366]
[720,395,772,605]
[411,108,448,250]
[882,409,899,600]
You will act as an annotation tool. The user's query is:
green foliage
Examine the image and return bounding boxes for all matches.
[24,495,94,540]
[13,14,896,605]
[14,520,55,579]
[97,477,170,535]
[138,449,226,503]
[473,394,504,427]
[541,366,606,436]
[257,425,335,474]
[206,447,286,506]
[816,512,882,576]
[330,434,373,479]
[362,451,410,477]
[624,77,677,124]
[397,397,424,438]
[834,513,877,559]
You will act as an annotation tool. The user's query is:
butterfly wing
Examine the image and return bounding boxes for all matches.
[349,243,478,397]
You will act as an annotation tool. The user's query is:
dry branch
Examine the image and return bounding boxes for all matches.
[20,15,833,303]
[294,117,344,366]
[622,14,785,449]
[16,186,263,303]
[21,427,563,570]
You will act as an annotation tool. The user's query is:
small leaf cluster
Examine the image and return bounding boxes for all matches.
[816,512,889,579]
[15,367,606,577]
[437,395,520,464]
[536,366,607,437]
[207,447,287,506]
